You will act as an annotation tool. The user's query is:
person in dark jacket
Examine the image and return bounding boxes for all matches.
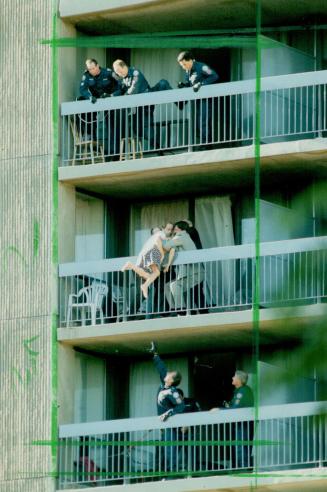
[223,370,254,469]
[177,51,219,147]
[79,59,120,157]
[113,59,155,150]
[148,341,184,475]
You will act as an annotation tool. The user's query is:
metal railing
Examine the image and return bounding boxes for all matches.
[59,236,327,327]
[60,70,327,165]
[58,401,327,488]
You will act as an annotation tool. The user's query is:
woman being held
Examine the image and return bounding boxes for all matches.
[121,227,175,299]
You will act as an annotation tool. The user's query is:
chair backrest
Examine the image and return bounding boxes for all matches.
[111,284,124,304]
[70,117,82,144]
[90,281,108,308]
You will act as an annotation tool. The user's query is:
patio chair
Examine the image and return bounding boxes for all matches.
[70,117,105,165]
[66,281,108,326]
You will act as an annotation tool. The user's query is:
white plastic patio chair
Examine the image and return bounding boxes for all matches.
[66,281,108,326]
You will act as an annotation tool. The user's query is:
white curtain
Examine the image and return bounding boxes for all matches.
[195,196,235,306]
[131,48,182,89]
[74,352,106,423]
[75,193,105,262]
[129,358,189,418]
[130,199,189,254]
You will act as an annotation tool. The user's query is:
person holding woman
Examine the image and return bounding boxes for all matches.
[121,228,175,299]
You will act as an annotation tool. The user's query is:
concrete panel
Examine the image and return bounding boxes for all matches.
[0,156,53,320]
[0,0,53,159]
[0,477,55,492]
[0,317,54,483]
[58,183,76,263]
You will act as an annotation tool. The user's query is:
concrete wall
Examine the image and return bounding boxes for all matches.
[0,0,55,490]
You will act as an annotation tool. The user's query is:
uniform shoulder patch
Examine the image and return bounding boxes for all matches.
[202,65,212,74]
[82,75,86,81]
[237,392,243,398]
[133,70,139,76]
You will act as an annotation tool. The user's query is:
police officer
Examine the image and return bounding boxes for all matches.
[223,370,254,469]
[113,60,155,151]
[80,58,119,102]
[80,59,120,157]
[177,51,219,147]
[148,341,184,475]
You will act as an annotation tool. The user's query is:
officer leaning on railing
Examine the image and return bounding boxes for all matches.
[177,51,219,146]
[79,58,121,157]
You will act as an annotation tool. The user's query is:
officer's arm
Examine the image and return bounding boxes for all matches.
[153,354,167,383]
[80,75,91,99]
[200,65,219,85]
[127,70,142,95]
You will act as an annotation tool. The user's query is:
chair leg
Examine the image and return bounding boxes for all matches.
[90,143,95,165]
[120,138,125,161]
[131,138,136,159]
[91,306,96,325]
[72,146,77,166]
[81,307,86,325]
[99,145,105,163]
[66,306,71,327]
[138,141,143,158]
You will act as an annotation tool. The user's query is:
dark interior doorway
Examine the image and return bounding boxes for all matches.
[190,352,236,410]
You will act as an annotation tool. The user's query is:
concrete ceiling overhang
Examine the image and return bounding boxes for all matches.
[59,140,327,200]
[59,0,327,35]
[57,304,327,357]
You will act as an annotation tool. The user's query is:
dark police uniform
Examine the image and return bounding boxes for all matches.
[79,67,120,156]
[226,384,254,469]
[182,60,219,146]
[154,354,185,418]
[80,67,119,99]
[154,355,184,473]
[115,67,155,150]
[228,385,254,409]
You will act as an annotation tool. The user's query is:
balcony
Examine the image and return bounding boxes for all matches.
[60,70,327,169]
[58,401,327,490]
[59,236,327,333]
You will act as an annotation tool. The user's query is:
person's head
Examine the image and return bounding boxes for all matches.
[173,220,189,234]
[85,59,101,77]
[151,226,162,235]
[164,370,182,388]
[163,222,174,238]
[177,51,194,71]
[113,59,129,78]
[232,370,248,388]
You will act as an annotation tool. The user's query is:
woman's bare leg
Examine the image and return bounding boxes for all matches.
[121,261,150,280]
[141,265,160,298]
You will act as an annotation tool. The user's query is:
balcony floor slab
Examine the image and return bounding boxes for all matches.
[58,467,327,492]
[57,303,327,355]
[59,138,327,199]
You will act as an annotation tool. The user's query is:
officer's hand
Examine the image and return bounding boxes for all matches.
[193,82,201,93]
[178,82,187,89]
[100,93,110,98]
[147,341,158,355]
[90,96,97,104]
[160,410,172,422]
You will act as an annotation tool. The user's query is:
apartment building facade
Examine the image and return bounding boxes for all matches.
[1,1,327,491]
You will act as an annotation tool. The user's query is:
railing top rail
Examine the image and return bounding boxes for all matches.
[61,69,327,116]
[59,236,327,277]
[59,401,327,438]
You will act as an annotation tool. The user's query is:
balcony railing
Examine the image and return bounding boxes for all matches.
[58,401,327,488]
[59,236,327,327]
[60,70,327,166]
